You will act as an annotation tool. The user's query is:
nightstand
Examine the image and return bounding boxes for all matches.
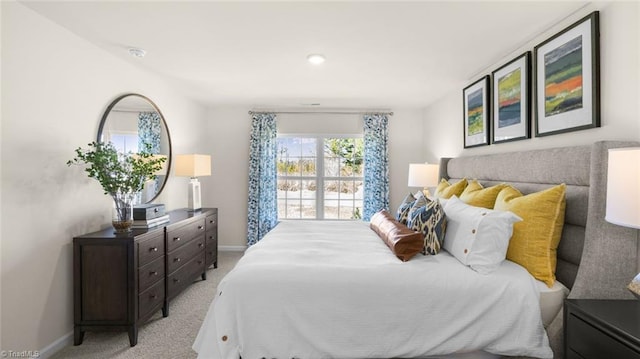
[564,299,640,358]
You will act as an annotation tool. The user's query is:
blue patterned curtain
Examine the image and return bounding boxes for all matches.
[138,112,161,154]
[363,114,390,221]
[247,113,278,245]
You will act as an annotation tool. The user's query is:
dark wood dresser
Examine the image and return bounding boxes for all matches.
[73,208,218,347]
[564,299,640,359]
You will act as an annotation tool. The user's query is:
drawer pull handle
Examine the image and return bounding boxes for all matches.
[209,236,214,240]
[150,271,158,276]
[198,260,203,264]
[209,220,215,224]
[174,237,181,241]
[199,243,204,248]
[174,258,181,262]
[198,225,204,230]
[150,294,157,299]
[173,278,180,283]
[150,247,158,252]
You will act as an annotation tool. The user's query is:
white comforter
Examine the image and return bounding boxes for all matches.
[193,220,552,359]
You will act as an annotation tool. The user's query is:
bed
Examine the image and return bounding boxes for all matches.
[194,140,640,359]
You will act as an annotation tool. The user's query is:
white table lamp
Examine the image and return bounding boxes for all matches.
[408,163,439,197]
[175,154,211,211]
[605,147,640,298]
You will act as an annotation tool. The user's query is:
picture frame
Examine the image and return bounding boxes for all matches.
[491,52,531,144]
[463,75,490,148]
[534,11,600,137]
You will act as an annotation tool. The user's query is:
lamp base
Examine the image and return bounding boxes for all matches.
[187,178,202,211]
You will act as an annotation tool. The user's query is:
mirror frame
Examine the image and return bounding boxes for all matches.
[97,93,172,204]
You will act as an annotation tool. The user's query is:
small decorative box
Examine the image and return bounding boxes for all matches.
[133,203,166,220]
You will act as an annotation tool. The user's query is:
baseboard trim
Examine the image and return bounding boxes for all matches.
[38,330,73,359]
[219,245,246,252]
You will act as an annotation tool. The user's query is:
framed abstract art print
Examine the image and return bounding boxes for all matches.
[492,52,531,144]
[463,75,490,148]
[534,11,600,136]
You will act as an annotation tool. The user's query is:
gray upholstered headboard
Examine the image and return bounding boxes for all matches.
[439,141,640,358]
[440,145,590,289]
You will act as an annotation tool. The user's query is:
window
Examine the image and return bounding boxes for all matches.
[108,132,139,154]
[277,135,363,220]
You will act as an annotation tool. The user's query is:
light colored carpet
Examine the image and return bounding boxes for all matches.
[52,251,243,359]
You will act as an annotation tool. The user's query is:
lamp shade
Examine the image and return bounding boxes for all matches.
[175,154,211,177]
[606,148,640,229]
[408,163,439,188]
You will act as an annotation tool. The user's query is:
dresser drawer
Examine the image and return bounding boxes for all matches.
[206,229,217,243]
[138,280,164,320]
[166,218,206,252]
[167,252,205,298]
[138,256,164,293]
[167,233,205,274]
[137,232,164,266]
[567,313,640,359]
[206,212,217,230]
[206,230,217,267]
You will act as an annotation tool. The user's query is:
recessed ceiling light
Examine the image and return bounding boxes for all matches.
[307,54,325,65]
[128,47,146,58]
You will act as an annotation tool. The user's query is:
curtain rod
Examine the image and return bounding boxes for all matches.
[248,110,393,116]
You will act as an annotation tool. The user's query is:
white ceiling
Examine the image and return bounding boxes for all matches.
[21,1,588,109]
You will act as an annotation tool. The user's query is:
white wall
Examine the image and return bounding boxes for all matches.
[278,113,363,134]
[201,108,424,248]
[201,107,252,250]
[388,109,426,214]
[1,2,207,354]
[422,1,640,163]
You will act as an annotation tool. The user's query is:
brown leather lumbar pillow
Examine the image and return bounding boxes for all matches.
[370,210,424,262]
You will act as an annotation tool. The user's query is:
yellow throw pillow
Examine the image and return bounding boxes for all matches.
[494,184,566,287]
[434,178,468,199]
[459,180,507,209]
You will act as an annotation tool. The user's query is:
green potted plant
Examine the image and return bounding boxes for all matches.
[68,141,167,233]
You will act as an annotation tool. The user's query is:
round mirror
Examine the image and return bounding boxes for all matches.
[97,93,172,204]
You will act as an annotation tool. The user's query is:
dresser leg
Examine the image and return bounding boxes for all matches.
[214,261,218,269]
[202,271,207,281]
[128,326,138,347]
[162,303,168,317]
[73,327,85,345]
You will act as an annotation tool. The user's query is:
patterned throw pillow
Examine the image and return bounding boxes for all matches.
[395,192,416,224]
[407,198,447,255]
[407,191,428,220]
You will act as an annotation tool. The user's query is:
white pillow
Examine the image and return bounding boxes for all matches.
[443,196,522,274]
[436,197,449,207]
